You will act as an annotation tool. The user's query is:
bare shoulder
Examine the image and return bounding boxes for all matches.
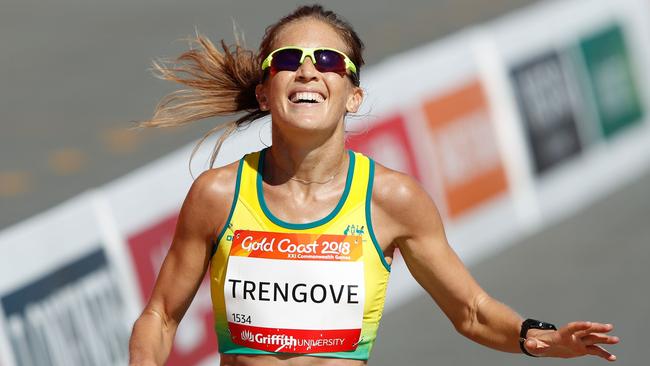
[179,159,241,235]
[371,162,430,213]
[370,162,443,242]
[189,160,241,204]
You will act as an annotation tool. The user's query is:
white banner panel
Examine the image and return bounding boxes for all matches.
[0,192,130,366]
[482,0,650,229]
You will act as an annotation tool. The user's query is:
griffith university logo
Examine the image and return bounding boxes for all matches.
[241,329,255,342]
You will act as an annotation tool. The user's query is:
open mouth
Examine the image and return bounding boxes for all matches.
[289,91,326,104]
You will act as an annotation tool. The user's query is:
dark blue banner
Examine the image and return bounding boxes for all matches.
[511,51,583,174]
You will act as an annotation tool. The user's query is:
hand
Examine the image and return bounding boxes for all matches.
[524,321,619,361]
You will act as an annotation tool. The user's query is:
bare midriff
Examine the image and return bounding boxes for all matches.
[220,354,368,366]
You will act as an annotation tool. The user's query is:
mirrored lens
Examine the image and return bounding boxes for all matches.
[314,50,347,73]
[271,49,302,73]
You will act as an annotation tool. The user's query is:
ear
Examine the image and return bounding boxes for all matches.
[346,86,364,113]
[255,84,269,111]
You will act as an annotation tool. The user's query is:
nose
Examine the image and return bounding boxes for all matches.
[295,56,319,82]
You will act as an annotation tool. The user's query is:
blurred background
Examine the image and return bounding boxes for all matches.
[1,0,648,365]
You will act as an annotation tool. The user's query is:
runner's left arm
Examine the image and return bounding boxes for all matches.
[374,170,523,353]
[373,167,618,360]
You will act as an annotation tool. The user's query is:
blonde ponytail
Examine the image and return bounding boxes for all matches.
[136,33,268,175]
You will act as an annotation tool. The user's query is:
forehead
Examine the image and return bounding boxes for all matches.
[273,18,349,51]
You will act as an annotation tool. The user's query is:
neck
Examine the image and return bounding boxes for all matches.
[266,122,347,185]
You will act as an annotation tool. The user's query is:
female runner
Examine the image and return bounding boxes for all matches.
[128,5,619,366]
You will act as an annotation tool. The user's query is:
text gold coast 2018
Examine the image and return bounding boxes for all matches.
[239,235,352,256]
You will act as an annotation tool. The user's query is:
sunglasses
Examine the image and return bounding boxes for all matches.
[261,46,358,80]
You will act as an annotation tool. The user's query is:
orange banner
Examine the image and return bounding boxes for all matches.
[422,80,509,218]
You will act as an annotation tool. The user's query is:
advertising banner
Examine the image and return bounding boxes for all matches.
[421,80,509,218]
[1,249,129,366]
[0,193,130,366]
[511,51,583,174]
[579,23,644,137]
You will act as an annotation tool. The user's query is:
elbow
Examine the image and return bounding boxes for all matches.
[454,318,476,340]
[453,293,490,340]
[140,305,178,335]
[148,307,173,330]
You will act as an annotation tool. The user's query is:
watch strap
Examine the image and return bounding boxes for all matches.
[519,318,557,357]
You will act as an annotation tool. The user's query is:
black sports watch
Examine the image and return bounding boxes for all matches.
[519,318,557,357]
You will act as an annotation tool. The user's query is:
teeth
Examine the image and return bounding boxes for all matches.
[290,92,325,103]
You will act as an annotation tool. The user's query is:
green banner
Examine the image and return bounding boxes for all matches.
[580,24,643,138]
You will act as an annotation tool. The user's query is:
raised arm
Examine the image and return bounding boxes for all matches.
[371,165,618,361]
[128,164,238,366]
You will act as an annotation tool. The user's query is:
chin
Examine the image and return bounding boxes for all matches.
[278,116,340,136]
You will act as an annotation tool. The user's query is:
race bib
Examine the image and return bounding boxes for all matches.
[224,230,365,353]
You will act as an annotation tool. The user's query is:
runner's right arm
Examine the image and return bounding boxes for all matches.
[128,164,238,366]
